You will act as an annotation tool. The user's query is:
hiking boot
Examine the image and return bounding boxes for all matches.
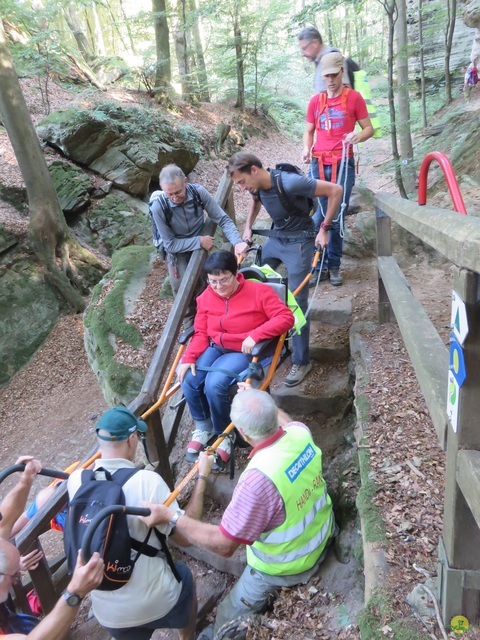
[213,434,234,471]
[186,428,214,463]
[309,269,329,287]
[284,362,312,387]
[329,267,343,286]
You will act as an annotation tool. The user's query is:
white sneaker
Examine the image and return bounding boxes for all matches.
[284,362,312,387]
[213,435,234,471]
[186,428,214,463]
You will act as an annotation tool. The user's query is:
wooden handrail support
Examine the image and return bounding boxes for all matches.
[375,190,480,626]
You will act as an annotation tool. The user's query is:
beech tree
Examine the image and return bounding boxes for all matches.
[0,20,102,311]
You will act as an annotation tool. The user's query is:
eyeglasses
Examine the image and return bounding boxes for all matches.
[165,188,185,199]
[207,274,234,287]
[0,571,21,582]
[300,42,313,52]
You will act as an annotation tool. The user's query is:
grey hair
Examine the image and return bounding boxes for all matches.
[230,390,278,440]
[159,164,186,186]
[297,26,323,45]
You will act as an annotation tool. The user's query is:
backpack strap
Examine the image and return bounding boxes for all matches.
[153,528,181,582]
[269,169,295,214]
[186,184,204,218]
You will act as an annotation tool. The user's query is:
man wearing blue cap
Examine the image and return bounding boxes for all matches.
[67,406,210,640]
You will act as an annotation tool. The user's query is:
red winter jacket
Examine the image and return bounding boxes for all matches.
[182,274,295,363]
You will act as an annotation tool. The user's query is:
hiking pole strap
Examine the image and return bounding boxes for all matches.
[0,465,69,486]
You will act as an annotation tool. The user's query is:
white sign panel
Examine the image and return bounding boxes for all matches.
[451,290,468,345]
[447,369,460,433]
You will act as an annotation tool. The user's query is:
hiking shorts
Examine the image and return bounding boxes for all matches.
[102,562,194,640]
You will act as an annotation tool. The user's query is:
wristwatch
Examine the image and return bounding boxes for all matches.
[168,508,185,528]
[320,222,332,231]
[63,590,83,607]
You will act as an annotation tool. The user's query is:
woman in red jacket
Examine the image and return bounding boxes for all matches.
[177,250,294,467]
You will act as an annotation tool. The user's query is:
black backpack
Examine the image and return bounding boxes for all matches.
[149,184,204,258]
[262,163,314,217]
[64,467,180,591]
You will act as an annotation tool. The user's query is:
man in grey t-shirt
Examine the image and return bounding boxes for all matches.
[150,164,248,324]
[226,152,342,387]
[298,26,350,93]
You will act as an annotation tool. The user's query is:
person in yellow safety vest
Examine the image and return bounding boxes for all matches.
[303,51,374,287]
[140,388,337,639]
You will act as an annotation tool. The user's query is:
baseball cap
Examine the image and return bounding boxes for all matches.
[321,52,344,76]
[96,406,147,441]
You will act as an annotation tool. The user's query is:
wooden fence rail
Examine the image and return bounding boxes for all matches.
[375,191,480,626]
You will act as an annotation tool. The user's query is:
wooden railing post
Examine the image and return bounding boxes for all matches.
[375,205,394,324]
[439,268,480,626]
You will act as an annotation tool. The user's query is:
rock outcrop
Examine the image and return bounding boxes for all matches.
[37,104,201,196]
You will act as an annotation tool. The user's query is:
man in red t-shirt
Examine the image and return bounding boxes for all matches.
[303,51,374,286]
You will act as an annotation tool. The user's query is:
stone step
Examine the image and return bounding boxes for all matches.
[308,290,353,326]
[309,321,350,364]
[270,360,353,418]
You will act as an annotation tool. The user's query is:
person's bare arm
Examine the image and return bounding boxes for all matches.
[344,116,374,144]
[143,505,240,558]
[6,551,104,640]
[0,457,42,540]
[242,196,262,242]
[302,122,315,163]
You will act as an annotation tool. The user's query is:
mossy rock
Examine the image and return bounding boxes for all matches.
[0,256,61,384]
[77,190,152,256]
[37,104,202,196]
[48,160,93,215]
[83,245,156,406]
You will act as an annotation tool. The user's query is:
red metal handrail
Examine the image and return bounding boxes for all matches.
[417,151,467,215]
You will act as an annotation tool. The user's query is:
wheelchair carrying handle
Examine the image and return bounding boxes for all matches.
[0,465,70,486]
[81,505,151,562]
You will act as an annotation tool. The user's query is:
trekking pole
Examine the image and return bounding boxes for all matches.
[80,505,151,562]
[0,465,69,486]
[292,247,323,297]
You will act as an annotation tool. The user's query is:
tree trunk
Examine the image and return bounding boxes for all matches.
[152,0,171,93]
[63,4,93,62]
[118,0,137,55]
[91,1,106,55]
[418,0,427,127]
[233,3,245,110]
[173,0,193,99]
[188,0,209,102]
[0,22,100,311]
[445,0,457,104]
[395,0,415,196]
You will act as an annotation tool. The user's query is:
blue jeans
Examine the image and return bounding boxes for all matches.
[261,236,313,366]
[310,158,355,269]
[181,346,251,434]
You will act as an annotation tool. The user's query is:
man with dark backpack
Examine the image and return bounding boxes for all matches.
[149,164,248,326]
[65,406,211,640]
[226,152,342,387]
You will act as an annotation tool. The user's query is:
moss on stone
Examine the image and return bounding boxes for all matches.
[0,258,60,384]
[83,245,155,404]
[356,445,387,545]
[358,591,431,640]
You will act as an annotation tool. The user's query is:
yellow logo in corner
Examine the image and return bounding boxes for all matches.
[450,615,470,634]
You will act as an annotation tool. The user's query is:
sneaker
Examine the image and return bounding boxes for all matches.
[186,428,214,463]
[309,269,329,287]
[284,362,312,387]
[212,434,234,471]
[329,267,343,286]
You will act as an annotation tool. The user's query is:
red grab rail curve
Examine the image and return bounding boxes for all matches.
[418,151,467,215]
